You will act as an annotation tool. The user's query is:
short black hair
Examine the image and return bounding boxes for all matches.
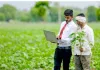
[77,13,85,17]
[64,9,73,16]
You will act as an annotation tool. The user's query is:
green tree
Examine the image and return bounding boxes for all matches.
[18,11,31,22]
[49,7,58,22]
[30,7,41,22]
[30,1,49,22]
[96,7,100,21]
[87,6,97,22]
[0,4,17,22]
[0,13,5,21]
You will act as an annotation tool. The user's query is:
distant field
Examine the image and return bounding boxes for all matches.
[0,22,100,70]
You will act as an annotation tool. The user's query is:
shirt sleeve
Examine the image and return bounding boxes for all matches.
[83,28,94,52]
[87,28,94,47]
[60,38,72,44]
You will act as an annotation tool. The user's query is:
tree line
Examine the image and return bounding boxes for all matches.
[0,1,100,23]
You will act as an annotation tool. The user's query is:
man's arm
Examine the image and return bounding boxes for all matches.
[87,29,94,47]
[81,28,94,52]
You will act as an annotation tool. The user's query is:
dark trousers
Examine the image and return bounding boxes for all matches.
[54,47,72,70]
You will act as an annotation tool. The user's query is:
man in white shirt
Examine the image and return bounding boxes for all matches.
[53,9,77,70]
[74,13,94,70]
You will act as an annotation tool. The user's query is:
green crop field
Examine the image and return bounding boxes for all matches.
[0,22,100,70]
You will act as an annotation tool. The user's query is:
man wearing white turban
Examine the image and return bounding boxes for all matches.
[74,13,94,70]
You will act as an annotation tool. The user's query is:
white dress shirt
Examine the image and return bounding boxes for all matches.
[74,24,94,55]
[57,20,77,47]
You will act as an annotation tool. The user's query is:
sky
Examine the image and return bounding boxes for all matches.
[0,1,99,11]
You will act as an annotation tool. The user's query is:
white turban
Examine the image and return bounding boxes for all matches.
[75,16,86,23]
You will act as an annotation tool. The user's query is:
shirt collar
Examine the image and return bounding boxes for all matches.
[82,24,87,29]
[77,24,87,30]
[67,20,73,25]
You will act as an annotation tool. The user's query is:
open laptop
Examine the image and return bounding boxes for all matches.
[43,30,58,43]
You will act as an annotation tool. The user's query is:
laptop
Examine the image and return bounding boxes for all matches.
[43,30,58,43]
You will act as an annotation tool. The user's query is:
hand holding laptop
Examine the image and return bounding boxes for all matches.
[43,30,64,44]
[44,30,58,43]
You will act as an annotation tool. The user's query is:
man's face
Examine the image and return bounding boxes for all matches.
[65,16,73,22]
[76,20,83,27]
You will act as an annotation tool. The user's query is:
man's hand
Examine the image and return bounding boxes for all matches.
[56,37,59,40]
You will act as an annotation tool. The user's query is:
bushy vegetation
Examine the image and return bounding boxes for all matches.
[0,23,100,70]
